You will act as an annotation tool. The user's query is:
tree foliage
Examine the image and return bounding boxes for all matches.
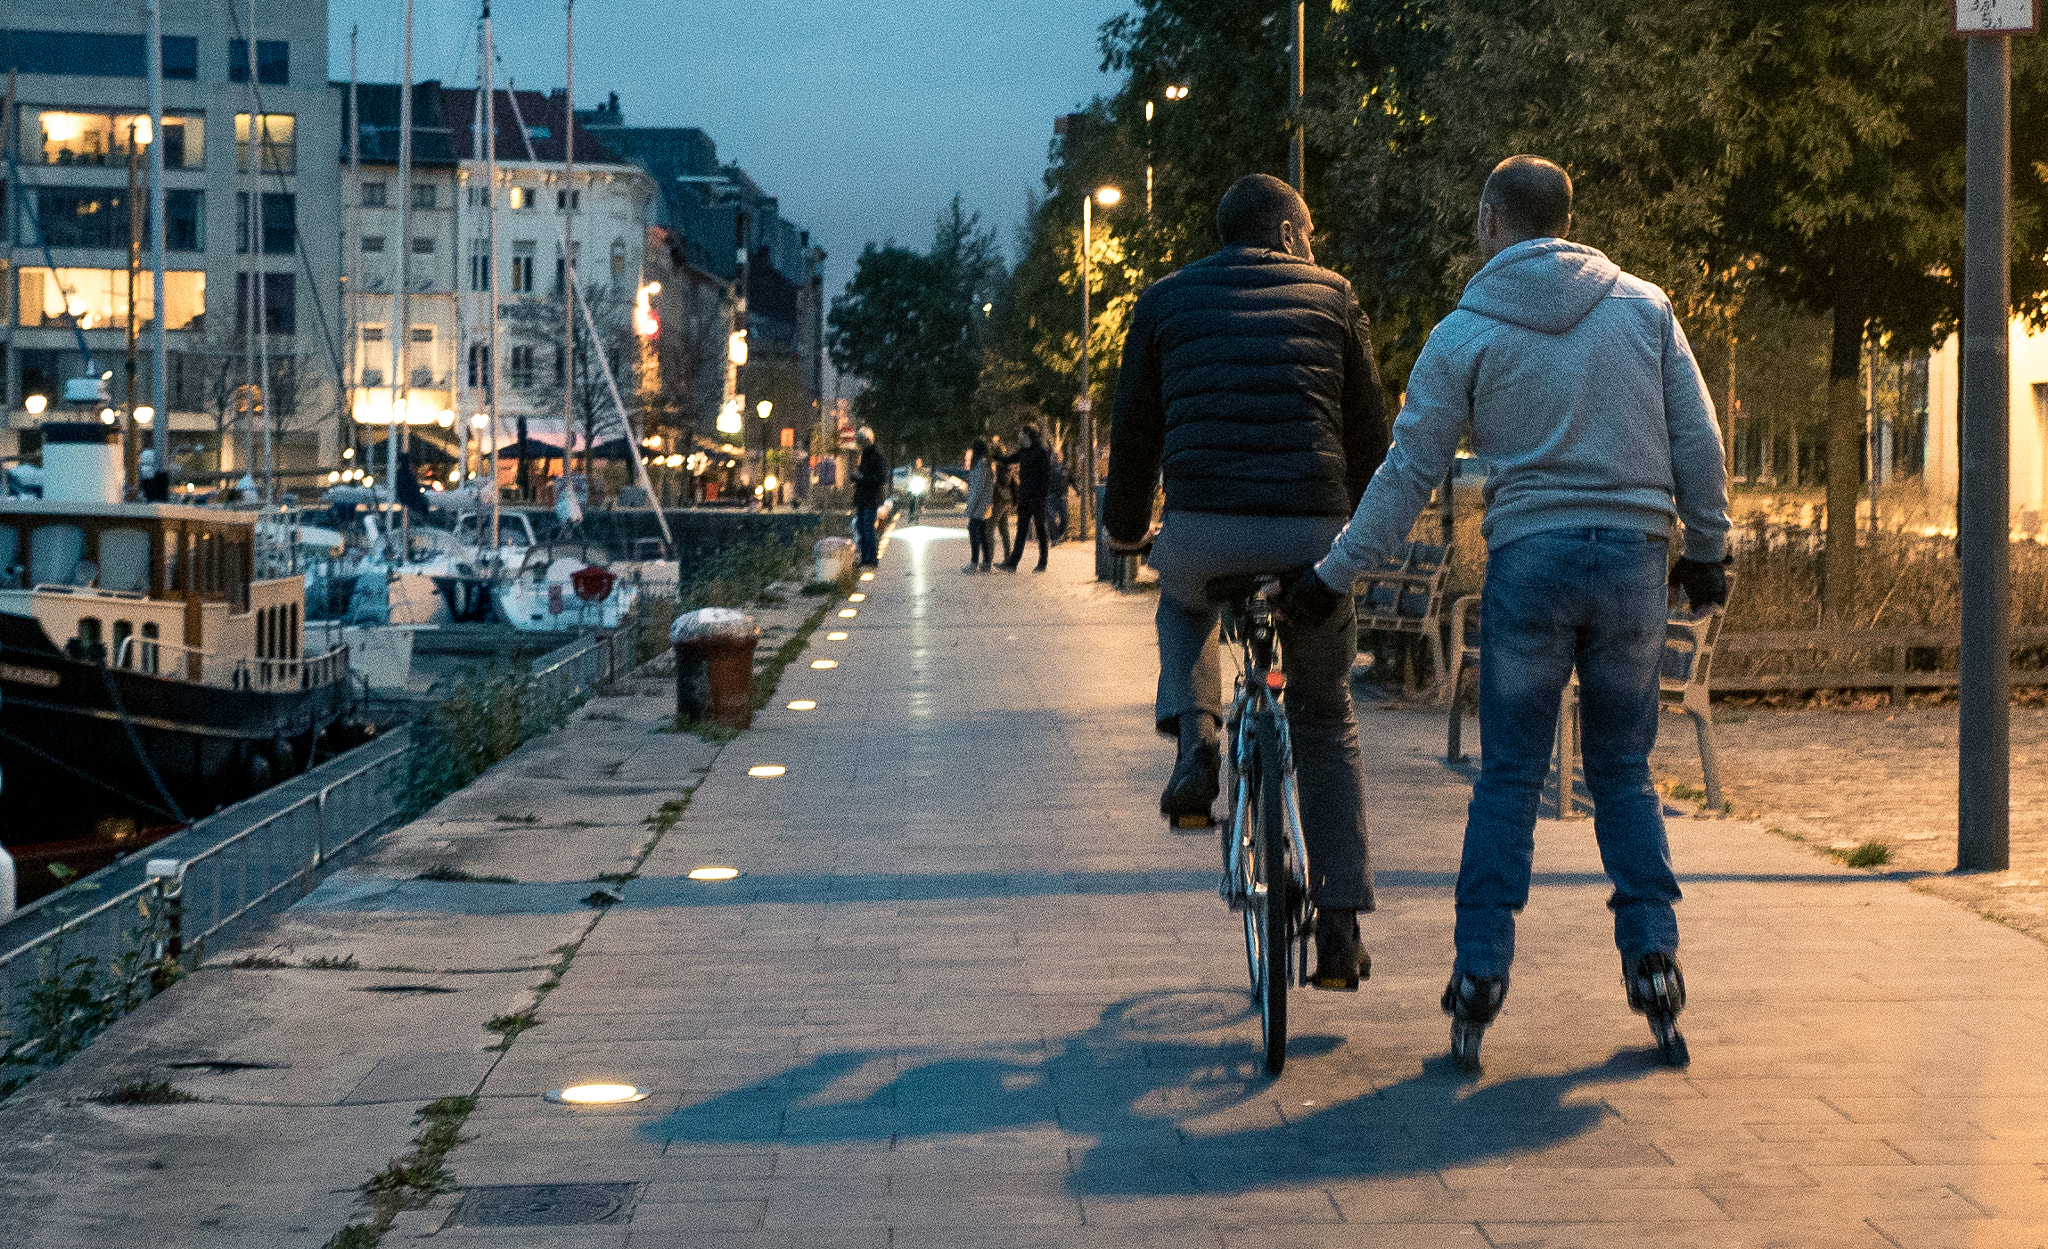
[826,198,1003,461]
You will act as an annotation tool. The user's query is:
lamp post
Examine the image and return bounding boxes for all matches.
[1146,84,1187,217]
[1078,184,1122,543]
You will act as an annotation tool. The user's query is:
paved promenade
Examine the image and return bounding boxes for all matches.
[3,520,2047,1246]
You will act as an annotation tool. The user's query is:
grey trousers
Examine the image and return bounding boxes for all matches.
[1150,512,1375,911]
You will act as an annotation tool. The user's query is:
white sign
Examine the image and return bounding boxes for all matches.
[1954,0,2037,34]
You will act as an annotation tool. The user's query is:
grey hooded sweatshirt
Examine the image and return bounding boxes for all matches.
[1316,239,1729,591]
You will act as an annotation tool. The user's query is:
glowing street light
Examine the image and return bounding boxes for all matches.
[133,405,155,426]
[727,329,749,366]
[716,398,744,435]
[1077,184,1123,544]
[23,395,47,416]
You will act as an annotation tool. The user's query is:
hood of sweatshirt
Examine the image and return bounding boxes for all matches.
[1457,239,1621,336]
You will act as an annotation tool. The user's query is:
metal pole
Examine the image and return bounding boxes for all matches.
[243,19,260,490]
[1959,33,2011,872]
[484,7,500,555]
[148,0,168,481]
[346,28,359,465]
[127,121,142,494]
[391,0,414,559]
[1079,193,1093,543]
[564,0,578,492]
[1288,1,1305,192]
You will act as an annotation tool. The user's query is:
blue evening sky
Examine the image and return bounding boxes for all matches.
[328,0,1130,318]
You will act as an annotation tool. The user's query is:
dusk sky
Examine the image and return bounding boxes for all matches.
[328,0,1131,323]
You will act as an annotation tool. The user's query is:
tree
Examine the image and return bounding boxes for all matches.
[1715,0,2048,618]
[827,198,1003,462]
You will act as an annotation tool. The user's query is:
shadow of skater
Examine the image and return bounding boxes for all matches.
[645,989,1667,1195]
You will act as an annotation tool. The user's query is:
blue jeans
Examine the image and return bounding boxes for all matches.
[1456,528,1680,980]
[854,506,880,565]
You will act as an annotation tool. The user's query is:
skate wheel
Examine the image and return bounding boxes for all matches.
[1450,1021,1484,1075]
[1653,1021,1690,1068]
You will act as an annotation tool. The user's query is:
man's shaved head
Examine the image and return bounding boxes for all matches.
[1217,173,1310,247]
[1481,156,1573,239]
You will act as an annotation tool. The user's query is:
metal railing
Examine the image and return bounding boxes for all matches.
[0,732,408,1059]
[528,625,637,710]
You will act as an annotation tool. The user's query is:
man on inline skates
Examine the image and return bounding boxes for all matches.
[1279,156,1731,1069]
[1104,173,1389,991]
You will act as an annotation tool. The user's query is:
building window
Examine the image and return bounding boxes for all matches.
[469,238,492,291]
[610,238,626,280]
[411,236,435,255]
[234,272,296,336]
[236,192,296,254]
[466,186,490,208]
[408,326,435,388]
[0,31,196,80]
[362,181,388,207]
[235,113,295,174]
[227,39,289,85]
[511,242,535,293]
[32,187,203,251]
[508,344,536,388]
[556,189,580,212]
[17,267,205,331]
[31,110,202,167]
[411,183,437,210]
[468,343,490,388]
[362,235,386,253]
[507,186,532,211]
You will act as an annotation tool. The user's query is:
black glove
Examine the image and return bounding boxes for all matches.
[1276,567,1346,629]
[1668,557,1729,612]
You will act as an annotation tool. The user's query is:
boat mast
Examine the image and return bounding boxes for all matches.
[346,27,360,468]
[563,0,578,496]
[241,11,258,494]
[148,0,168,484]
[246,2,272,507]
[390,0,415,560]
[483,1,501,556]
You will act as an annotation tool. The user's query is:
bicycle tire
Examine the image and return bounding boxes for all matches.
[1235,732,1260,990]
[1256,717,1289,1075]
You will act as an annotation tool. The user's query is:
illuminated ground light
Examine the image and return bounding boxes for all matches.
[860,572,874,581]
[838,609,858,618]
[747,764,787,777]
[848,593,866,602]
[826,631,849,640]
[811,659,839,669]
[688,866,741,881]
[786,700,817,711]
[545,1084,649,1105]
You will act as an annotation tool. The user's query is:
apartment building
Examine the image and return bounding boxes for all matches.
[4,4,343,479]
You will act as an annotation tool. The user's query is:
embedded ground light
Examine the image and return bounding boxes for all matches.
[811,659,838,669]
[545,1084,649,1105]
[826,631,849,640]
[688,867,741,881]
[786,700,817,711]
[860,572,874,581]
[747,765,786,777]
[848,594,866,603]
[838,609,858,618]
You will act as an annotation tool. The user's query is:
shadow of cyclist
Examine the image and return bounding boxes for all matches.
[642,988,1666,1195]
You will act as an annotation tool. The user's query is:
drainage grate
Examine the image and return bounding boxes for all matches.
[354,985,458,994]
[454,1184,637,1227]
[164,1060,281,1072]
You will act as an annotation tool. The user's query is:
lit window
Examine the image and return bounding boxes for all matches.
[16,267,205,331]
[235,113,296,173]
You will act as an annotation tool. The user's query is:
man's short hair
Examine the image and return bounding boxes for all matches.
[1216,173,1309,246]
[856,426,875,444]
[1482,156,1573,238]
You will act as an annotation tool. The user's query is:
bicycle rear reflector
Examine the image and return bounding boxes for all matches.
[1265,672,1286,689]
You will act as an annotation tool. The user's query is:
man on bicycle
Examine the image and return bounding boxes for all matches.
[1104,173,1389,990]
[1280,156,1730,1068]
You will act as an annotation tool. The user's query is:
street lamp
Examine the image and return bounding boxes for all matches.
[1078,185,1121,544]
[1146,85,1189,215]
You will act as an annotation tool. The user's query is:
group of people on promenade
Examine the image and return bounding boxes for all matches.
[846,421,1061,574]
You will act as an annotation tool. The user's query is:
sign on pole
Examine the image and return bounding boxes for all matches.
[1954,0,2037,34]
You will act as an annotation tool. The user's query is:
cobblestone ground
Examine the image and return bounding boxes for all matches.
[1647,704,2048,944]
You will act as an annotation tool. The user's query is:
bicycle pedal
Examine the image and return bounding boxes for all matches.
[1311,975,1362,993]
[1170,813,1216,831]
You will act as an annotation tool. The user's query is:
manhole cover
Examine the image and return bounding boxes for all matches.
[455,1183,636,1227]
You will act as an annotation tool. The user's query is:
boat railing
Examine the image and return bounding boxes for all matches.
[238,644,351,692]
[112,633,215,676]
[31,583,149,602]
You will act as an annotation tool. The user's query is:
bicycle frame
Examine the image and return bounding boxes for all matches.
[1218,586,1315,981]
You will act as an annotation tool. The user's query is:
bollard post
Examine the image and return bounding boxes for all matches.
[146,858,184,967]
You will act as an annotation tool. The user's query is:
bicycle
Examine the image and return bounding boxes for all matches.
[1205,573,1315,1075]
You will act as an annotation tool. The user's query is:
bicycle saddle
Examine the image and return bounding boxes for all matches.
[1204,568,1308,606]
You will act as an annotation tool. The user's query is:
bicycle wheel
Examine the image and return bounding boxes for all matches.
[1234,729,1260,989]
[1253,719,1289,1075]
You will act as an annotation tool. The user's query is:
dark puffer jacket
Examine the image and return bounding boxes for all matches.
[1103,246,1389,542]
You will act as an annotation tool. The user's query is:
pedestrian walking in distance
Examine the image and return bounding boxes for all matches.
[851,427,886,568]
[963,439,996,572]
[1105,173,1390,991]
[1281,155,1731,1071]
[988,435,1016,563]
[998,424,1054,573]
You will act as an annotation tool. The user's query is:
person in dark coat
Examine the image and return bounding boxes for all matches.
[997,424,1054,573]
[987,435,1016,561]
[851,427,886,567]
[1103,173,1390,991]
